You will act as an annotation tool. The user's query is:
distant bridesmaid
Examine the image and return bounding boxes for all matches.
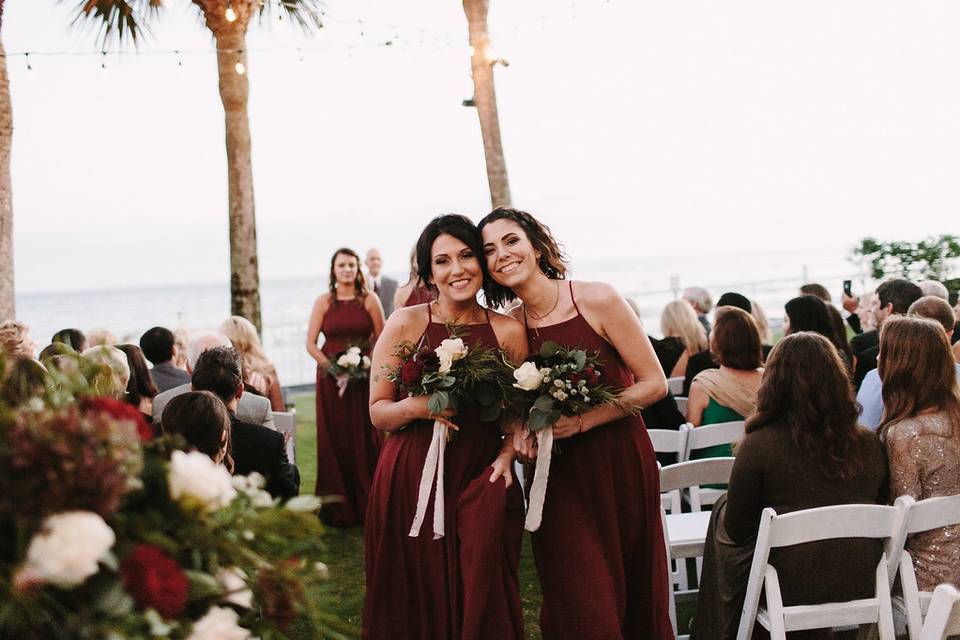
[394,245,436,310]
[479,208,673,640]
[306,247,386,526]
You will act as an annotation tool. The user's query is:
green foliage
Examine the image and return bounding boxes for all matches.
[851,235,960,281]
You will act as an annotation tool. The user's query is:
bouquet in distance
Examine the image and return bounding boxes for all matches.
[327,344,371,397]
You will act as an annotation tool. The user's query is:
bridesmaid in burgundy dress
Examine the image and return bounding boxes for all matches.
[479,209,674,640]
[393,246,437,310]
[363,215,527,640]
[306,247,386,526]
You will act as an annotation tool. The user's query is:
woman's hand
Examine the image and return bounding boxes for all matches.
[551,414,586,440]
[488,449,515,488]
[512,428,539,463]
[403,395,457,427]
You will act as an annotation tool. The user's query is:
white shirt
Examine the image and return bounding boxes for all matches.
[857,363,960,431]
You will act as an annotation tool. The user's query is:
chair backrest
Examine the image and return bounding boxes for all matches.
[273,411,297,463]
[906,494,960,535]
[675,396,689,419]
[667,376,685,396]
[683,420,744,461]
[660,457,735,512]
[920,584,960,640]
[648,426,689,456]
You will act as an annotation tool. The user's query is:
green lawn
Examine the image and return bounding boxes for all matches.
[290,392,693,639]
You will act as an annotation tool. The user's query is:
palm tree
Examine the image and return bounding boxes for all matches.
[462,0,511,209]
[75,1,323,333]
[0,0,14,322]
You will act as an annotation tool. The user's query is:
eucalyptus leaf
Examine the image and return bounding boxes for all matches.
[94,579,134,616]
[527,410,552,432]
[572,350,587,370]
[186,570,222,601]
[438,376,457,389]
[539,341,561,358]
[428,391,449,415]
[533,395,556,412]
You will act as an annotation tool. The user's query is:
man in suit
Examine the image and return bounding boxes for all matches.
[140,326,191,393]
[366,247,397,317]
[191,346,298,499]
[152,332,275,429]
[852,278,923,389]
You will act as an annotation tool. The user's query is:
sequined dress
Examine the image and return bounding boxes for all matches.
[886,411,960,590]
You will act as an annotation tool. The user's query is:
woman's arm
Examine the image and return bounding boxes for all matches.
[487,313,530,485]
[306,295,331,368]
[686,379,708,426]
[393,284,412,312]
[887,426,923,501]
[268,369,285,412]
[366,293,387,341]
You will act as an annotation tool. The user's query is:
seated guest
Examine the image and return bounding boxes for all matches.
[117,344,158,425]
[161,390,234,471]
[86,329,117,347]
[191,346,297,498]
[784,294,853,369]
[683,286,714,337]
[151,333,274,429]
[139,326,191,392]
[1,357,48,406]
[51,328,87,353]
[858,296,958,430]
[749,299,772,348]
[683,293,764,395]
[654,300,708,378]
[919,279,949,300]
[81,345,130,399]
[799,282,832,303]
[0,320,37,360]
[173,327,189,370]
[687,307,763,459]
[220,316,284,411]
[878,316,960,591]
[693,332,887,640]
[853,278,923,389]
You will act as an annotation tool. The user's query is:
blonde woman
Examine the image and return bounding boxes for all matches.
[0,321,37,360]
[655,299,708,378]
[81,345,131,399]
[750,299,773,346]
[219,316,284,412]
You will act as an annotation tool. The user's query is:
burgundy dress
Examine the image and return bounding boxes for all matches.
[315,297,384,527]
[526,282,673,640]
[363,308,525,640]
[402,284,436,308]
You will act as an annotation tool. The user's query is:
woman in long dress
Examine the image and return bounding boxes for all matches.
[306,247,386,526]
[363,215,527,640]
[479,208,673,640]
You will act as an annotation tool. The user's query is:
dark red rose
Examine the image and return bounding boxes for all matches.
[400,358,425,386]
[80,396,153,441]
[121,544,189,619]
[257,566,304,629]
[587,369,601,385]
[569,373,582,385]
[419,352,440,371]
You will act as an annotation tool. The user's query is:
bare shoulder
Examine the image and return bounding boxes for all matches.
[313,292,332,308]
[383,304,429,342]
[571,280,622,309]
[489,309,526,340]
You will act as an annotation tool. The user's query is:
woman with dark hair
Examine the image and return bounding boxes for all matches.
[161,390,234,472]
[306,247,386,526]
[878,316,960,591]
[393,245,436,310]
[479,208,672,639]
[116,344,158,424]
[364,214,528,640]
[693,332,887,640]
[784,294,853,368]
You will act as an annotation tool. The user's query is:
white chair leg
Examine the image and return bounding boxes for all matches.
[876,557,896,640]
[764,565,787,640]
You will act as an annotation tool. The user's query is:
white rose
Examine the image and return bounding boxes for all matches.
[315,561,330,579]
[437,350,454,375]
[539,367,552,377]
[512,362,543,391]
[435,337,468,363]
[336,354,350,367]
[361,355,371,369]
[553,379,564,388]
[22,511,115,588]
[344,351,362,367]
[552,390,568,402]
[169,450,236,511]
[186,607,252,640]
[347,346,362,356]
[216,567,253,609]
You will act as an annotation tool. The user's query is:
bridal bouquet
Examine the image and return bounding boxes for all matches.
[327,344,371,397]
[512,341,622,531]
[388,328,512,539]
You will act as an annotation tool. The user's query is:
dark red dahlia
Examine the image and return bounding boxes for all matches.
[121,544,189,619]
[399,358,425,386]
[80,396,153,441]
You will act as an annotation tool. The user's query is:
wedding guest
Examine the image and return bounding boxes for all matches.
[1,357,48,406]
[800,282,832,303]
[687,307,763,458]
[683,293,761,396]
[919,279,950,300]
[220,316,284,411]
[878,316,960,590]
[151,333,275,430]
[749,299,773,347]
[848,291,879,357]
[161,390,234,471]
[306,247,385,526]
[394,246,436,309]
[694,332,886,640]
[799,285,853,360]
[480,208,672,639]
[172,327,189,370]
[365,214,527,640]
[191,346,297,499]
[86,329,117,347]
[654,300,708,378]
[81,345,130,399]
[0,320,36,360]
[51,328,87,353]
[116,344,158,425]
[365,247,398,317]
[784,294,853,368]
[633,300,685,463]
[853,278,923,389]
[683,286,713,336]
[139,326,191,393]
[858,297,959,430]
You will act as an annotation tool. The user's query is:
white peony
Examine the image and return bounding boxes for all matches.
[186,606,252,640]
[347,346,362,356]
[341,351,362,367]
[437,350,454,375]
[512,362,543,391]
[436,337,467,361]
[216,567,253,609]
[22,511,115,588]
[169,450,237,511]
[336,354,350,367]
[232,473,273,508]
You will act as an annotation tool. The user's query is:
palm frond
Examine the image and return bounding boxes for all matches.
[258,0,324,33]
[64,0,162,48]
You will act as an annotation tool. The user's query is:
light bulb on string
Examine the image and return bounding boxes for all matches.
[225,5,237,22]
[235,61,246,75]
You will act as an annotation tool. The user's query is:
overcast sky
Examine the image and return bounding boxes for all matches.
[6,0,959,294]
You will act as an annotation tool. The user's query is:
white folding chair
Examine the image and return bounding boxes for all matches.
[891,495,960,640]
[667,376,685,396]
[919,584,960,640]
[675,396,689,419]
[682,420,744,510]
[273,410,297,464]
[736,502,907,640]
[650,426,690,510]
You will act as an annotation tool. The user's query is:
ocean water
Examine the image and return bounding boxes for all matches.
[17,246,863,387]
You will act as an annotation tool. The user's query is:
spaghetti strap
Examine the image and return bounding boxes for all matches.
[483,307,491,324]
[568,280,581,315]
[427,300,433,323]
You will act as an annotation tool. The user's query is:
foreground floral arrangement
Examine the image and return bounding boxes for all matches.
[0,357,348,639]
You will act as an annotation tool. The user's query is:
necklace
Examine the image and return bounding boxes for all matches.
[432,301,483,326]
[526,280,561,321]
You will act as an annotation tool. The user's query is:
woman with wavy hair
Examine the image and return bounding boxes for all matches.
[654,299,708,378]
[306,247,386,526]
[221,315,284,411]
[878,316,960,591]
[693,332,886,640]
[480,208,671,639]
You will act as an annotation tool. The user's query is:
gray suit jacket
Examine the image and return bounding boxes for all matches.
[376,276,398,317]
[152,383,275,430]
[149,362,192,394]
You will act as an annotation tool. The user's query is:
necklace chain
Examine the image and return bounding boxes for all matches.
[526,280,561,321]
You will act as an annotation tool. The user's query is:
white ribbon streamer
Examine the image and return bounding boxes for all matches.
[409,419,448,539]
[524,425,554,532]
[335,374,349,398]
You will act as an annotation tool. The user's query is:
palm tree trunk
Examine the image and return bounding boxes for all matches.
[0,0,15,321]
[211,21,262,333]
[463,0,511,209]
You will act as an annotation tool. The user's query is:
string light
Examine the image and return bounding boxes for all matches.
[235,61,246,75]
[225,4,237,23]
